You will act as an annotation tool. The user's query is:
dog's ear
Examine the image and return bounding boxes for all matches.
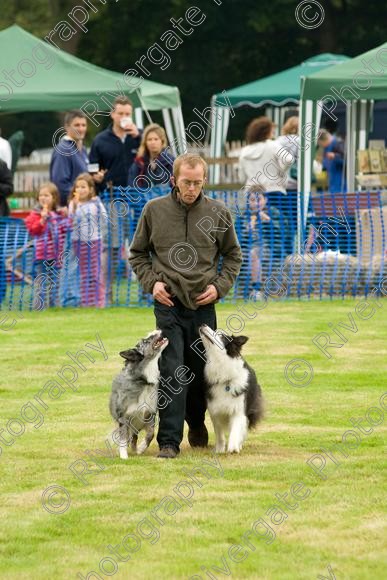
[119,349,144,363]
[225,335,249,358]
[232,335,249,347]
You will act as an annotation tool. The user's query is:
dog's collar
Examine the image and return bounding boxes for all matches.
[137,375,156,386]
[210,381,246,398]
[211,380,231,389]
[125,369,155,387]
[232,388,246,398]
[219,382,242,397]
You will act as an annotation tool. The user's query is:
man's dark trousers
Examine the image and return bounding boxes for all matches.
[154,298,217,451]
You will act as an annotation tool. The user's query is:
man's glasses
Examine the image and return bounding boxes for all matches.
[179,180,204,188]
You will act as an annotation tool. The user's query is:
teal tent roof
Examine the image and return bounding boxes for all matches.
[0,25,181,113]
[213,53,349,108]
[301,42,387,101]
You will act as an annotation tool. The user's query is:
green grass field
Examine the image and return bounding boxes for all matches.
[0,300,386,580]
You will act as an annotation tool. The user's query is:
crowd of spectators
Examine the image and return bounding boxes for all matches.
[0,107,349,308]
[19,97,176,307]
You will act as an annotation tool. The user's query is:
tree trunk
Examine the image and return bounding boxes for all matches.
[318,1,339,53]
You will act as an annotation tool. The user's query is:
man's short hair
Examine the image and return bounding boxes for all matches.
[173,153,208,180]
[113,96,133,109]
[64,110,87,126]
[317,129,330,143]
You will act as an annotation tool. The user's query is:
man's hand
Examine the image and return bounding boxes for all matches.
[92,169,107,184]
[195,284,218,306]
[326,152,335,160]
[126,123,140,138]
[153,281,174,306]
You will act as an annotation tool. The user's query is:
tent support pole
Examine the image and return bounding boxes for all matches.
[162,109,177,156]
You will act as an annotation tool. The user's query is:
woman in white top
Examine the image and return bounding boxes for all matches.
[239,117,294,255]
[239,116,294,211]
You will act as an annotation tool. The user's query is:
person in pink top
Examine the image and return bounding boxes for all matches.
[25,182,70,308]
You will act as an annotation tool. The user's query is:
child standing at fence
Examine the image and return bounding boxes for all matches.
[25,182,69,308]
[244,188,283,300]
[69,173,107,308]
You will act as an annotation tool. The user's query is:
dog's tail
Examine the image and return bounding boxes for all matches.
[247,395,264,429]
[246,376,264,429]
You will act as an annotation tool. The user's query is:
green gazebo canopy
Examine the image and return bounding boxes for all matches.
[213,53,350,108]
[301,43,387,101]
[299,42,387,227]
[209,53,349,183]
[0,25,181,113]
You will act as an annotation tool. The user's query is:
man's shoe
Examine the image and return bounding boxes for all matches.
[188,424,209,448]
[157,446,179,459]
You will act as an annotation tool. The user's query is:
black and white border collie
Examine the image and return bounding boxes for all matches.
[199,325,263,453]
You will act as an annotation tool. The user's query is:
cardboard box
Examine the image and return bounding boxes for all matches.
[356,174,381,188]
[368,140,385,150]
[369,150,383,173]
[381,150,387,172]
[357,150,370,173]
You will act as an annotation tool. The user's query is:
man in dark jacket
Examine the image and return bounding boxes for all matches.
[89,96,141,191]
[0,159,13,217]
[49,110,106,206]
[129,154,243,458]
[50,110,89,206]
[89,95,142,262]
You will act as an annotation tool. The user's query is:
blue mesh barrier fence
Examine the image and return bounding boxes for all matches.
[0,187,385,311]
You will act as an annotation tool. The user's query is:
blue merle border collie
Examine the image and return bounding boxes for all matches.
[199,325,263,453]
[109,330,168,459]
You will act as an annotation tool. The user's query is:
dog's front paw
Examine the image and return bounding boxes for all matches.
[136,441,148,455]
[214,445,226,454]
[227,444,241,453]
[119,450,129,460]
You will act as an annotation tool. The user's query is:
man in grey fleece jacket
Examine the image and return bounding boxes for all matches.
[129,154,242,458]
